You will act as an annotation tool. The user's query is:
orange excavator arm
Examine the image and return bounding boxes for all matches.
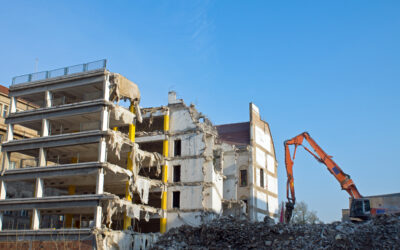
[284,132,362,222]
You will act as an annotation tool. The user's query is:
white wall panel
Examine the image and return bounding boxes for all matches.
[255,147,266,168]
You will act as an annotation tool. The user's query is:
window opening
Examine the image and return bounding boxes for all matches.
[240,169,247,187]
[173,191,180,208]
[173,165,181,182]
[174,140,181,156]
[260,169,264,188]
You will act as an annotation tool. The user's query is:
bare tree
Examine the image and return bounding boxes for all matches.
[291,201,321,224]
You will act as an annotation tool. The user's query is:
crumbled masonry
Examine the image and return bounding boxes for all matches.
[152,214,400,249]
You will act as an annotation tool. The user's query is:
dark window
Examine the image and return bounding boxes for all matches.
[173,191,180,208]
[260,169,264,188]
[240,170,247,187]
[173,165,181,182]
[174,140,181,156]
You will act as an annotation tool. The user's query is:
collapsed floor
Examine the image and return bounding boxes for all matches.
[152,214,400,249]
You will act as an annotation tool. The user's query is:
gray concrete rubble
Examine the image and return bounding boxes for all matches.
[152,214,400,249]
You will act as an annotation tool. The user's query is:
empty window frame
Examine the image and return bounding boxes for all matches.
[240,169,247,187]
[260,169,264,188]
[173,165,181,182]
[173,191,180,208]
[174,139,181,156]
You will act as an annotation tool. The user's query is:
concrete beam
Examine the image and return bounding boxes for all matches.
[135,134,167,143]
[0,194,114,211]
[5,100,108,125]
[9,70,106,97]
[0,162,105,181]
[1,130,106,152]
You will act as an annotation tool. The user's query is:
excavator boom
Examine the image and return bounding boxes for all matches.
[284,132,362,222]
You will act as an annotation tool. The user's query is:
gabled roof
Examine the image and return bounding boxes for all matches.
[215,122,250,146]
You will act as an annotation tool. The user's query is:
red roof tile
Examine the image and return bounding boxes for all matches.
[0,85,9,95]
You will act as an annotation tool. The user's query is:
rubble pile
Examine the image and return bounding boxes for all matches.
[152,215,400,249]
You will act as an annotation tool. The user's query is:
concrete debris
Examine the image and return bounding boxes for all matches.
[152,214,400,249]
[105,163,133,177]
[100,230,134,250]
[222,199,246,218]
[131,144,164,177]
[112,104,136,125]
[102,197,161,227]
[135,176,151,204]
[129,176,163,205]
[133,233,160,250]
[110,73,140,103]
[108,130,125,159]
[135,102,143,123]
[109,73,142,122]
[95,229,160,250]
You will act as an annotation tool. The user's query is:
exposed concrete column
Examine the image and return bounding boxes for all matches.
[9,96,16,114]
[31,178,44,230]
[98,138,107,163]
[103,74,110,102]
[1,152,10,173]
[45,90,52,108]
[6,124,13,142]
[123,103,135,230]
[93,205,102,229]
[94,167,104,229]
[96,168,104,194]
[38,91,51,168]
[41,119,50,137]
[93,131,108,229]
[38,148,47,167]
[100,75,110,130]
[100,107,109,132]
[160,110,170,233]
[0,181,7,230]
[39,117,50,167]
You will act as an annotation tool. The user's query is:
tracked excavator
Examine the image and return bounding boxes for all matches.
[284,132,372,222]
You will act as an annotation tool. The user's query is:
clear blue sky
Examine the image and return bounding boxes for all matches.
[1,1,399,222]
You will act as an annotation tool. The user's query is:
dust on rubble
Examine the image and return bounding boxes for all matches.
[151,214,400,249]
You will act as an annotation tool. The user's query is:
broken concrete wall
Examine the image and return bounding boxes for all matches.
[249,103,278,221]
[164,93,224,231]
[219,143,238,201]
[166,211,218,231]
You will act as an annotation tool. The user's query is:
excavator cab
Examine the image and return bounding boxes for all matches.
[350,198,371,221]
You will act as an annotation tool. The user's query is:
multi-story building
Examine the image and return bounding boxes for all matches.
[0,60,278,249]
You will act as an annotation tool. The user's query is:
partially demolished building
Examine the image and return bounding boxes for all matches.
[0,60,278,249]
[217,103,278,221]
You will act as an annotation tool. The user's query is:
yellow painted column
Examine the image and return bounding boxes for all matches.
[123,103,135,230]
[160,112,169,233]
[65,157,78,228]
